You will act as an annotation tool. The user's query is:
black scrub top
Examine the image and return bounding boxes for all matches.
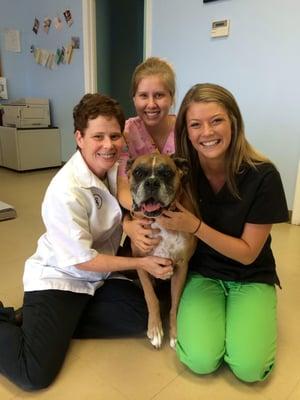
[189,162,289,286]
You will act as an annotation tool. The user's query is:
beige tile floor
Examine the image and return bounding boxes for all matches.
[0,166,299,400]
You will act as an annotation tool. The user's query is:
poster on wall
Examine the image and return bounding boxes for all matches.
[4,29,21,52]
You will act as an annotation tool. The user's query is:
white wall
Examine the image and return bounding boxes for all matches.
[151,0,300,209]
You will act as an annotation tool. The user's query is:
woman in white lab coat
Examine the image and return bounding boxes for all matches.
[0,93,173,391]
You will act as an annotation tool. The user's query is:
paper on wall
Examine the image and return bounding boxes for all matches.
[54,16,63,31]
[0,77,8,99]
[4,29,21,52]
[64,44,73,64]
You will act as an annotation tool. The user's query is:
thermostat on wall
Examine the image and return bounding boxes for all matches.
[211,19,230,38]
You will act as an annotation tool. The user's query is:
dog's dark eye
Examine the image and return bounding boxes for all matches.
[157,167,175,179]
[133,167,148,180]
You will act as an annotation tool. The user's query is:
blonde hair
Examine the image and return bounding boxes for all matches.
[131,57,176,102]
[175,83,270,214]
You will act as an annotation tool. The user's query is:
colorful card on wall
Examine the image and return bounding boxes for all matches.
[32,17,40,34]
[55,48,65,65]
[43,17,52,34]
[71,36,80,49]
[46,53,56,70]
[54,16,63,31]
[63,9,73,27]
[64,44,73,64]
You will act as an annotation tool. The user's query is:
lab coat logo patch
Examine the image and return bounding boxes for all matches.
[93,193,102,209]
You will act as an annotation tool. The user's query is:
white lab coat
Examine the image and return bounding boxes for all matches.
[23,151,123,295]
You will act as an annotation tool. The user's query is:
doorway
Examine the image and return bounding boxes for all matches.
[95,0,145,118]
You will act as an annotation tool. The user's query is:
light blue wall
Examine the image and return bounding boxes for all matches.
[0,0,85,161]
[1,0,299,209]
[151,0,300,209]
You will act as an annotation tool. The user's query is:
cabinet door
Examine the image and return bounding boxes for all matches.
[0,127,20,169]
[17,129,61,170]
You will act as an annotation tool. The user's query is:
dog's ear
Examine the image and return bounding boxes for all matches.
[171,155,190,179]
[126,158,135,176]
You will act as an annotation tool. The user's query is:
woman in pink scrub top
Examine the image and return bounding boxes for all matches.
[118,57,176,254]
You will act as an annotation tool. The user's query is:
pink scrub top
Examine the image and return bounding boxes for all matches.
[118,116,175,177]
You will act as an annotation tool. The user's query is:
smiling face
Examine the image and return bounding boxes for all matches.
[186,101,232,165]
[75,115,124,179]
[133,75,173,129]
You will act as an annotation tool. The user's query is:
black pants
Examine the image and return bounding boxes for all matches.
[0,279,147,391]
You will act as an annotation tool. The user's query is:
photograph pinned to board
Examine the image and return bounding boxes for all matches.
[34,48,45,65]
[63,9,73,27]
[33,48,55,69]
[64,43,73,64]
[43,17,52,34]
[41,49,49,66]
[55,47,64,65]
[32,17,40,34]
[46,53,56,69]
[53,16,63,31]
[71,36,80,49]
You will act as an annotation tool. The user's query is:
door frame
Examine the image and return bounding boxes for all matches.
[82,0,152,93]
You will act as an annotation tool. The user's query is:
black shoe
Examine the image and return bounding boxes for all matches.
[14,308,23,326]
[0,302,22,325]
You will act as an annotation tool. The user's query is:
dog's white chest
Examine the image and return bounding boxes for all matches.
[150,221,189,263]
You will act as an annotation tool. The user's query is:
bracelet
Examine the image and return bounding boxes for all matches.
[192,219,201,235]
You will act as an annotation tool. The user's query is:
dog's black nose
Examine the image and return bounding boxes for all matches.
[144,177,160,190]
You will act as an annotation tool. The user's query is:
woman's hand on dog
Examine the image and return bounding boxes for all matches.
[157,201,201,235]
[140,256,173,280]
[123,216,161,254]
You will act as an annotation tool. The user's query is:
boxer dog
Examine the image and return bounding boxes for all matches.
[126,154,196,349]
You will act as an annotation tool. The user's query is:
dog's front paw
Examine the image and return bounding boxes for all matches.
[147,326,164,349]
[169,313,177,350]
[169,337,177,350]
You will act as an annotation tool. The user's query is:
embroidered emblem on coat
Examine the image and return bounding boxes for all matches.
[93,193,102,209]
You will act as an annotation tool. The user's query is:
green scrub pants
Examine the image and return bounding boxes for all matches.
[176,273,277,382]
